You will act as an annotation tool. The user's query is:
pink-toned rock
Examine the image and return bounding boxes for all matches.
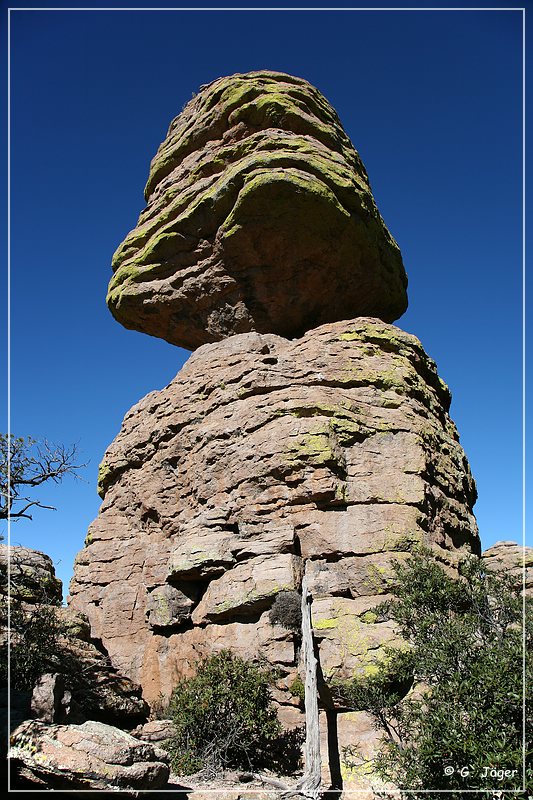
[482,540,533,595]
[146,584,196,628]
[9,719,169,790]
[108,71,407,349]
[192,553,299,623]
[131,718,175,744]
[70,318,479,712]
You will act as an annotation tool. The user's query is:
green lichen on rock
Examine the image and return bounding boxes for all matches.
[107,70,408,349]
[96,461,112,499]
[360,610,379,625]
[293,431,337,463]
[314,616,340,630]
[385,532,425,552]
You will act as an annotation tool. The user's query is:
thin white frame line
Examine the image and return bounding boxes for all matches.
[2,783,524,798]
[5,4,527,795]
[6,7,529,12]
[6,7,12,796]
[521,5,527,795]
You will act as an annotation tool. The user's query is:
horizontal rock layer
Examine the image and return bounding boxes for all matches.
[109,70,407,349]
[70,318,479,708]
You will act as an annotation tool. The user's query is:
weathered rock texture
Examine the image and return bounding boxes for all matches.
[54,613,150,726]
[108,71,408,349]
[70,317,479,712]
[132,718,175,744]
[9,719,170,791]
[30,672,78,724]
[0,545,62,605]
[0,545,149,730]
[483,540,533,596]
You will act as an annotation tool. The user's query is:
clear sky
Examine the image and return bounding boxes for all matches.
[3,1,527,597]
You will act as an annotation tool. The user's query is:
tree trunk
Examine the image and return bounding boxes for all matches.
[296,570,322,800]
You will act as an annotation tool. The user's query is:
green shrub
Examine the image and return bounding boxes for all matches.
[334,549,532,798]
[289,673,305,703]
[0,599,63,690]
[166,650,299,777]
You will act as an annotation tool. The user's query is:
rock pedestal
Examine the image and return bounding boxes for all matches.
[70,318,479,711]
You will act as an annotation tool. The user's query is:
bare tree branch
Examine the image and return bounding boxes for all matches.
[9,499,57,520]
[0,434,87,529]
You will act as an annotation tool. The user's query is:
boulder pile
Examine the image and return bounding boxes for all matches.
[10,719,169,791]
[2,544,170,791]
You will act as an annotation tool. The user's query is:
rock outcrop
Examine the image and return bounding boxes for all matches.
[9,719,169,790]
[70,317,479,707]
[55,614,150,726]
[483,540,533,595]
[108,71,408,349]
[0,545,62,605]
[1,544,149,731]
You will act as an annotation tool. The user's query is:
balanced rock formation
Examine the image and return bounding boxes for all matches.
[70,318,479,705]
[108,71,407,349]
[70,71,483,792]
[9,719,169,791]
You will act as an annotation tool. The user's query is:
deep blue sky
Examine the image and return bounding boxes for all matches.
[3,2,527,596]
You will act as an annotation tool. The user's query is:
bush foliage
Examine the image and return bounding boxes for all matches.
[0,599,64,690]
[166,650,302,777]
[334,549,532,798]
[269,590,302,631]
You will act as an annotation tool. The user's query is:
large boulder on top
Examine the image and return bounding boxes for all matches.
[108,71,408,350]
[69,317,479,707]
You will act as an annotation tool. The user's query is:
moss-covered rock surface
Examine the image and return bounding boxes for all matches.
[109,71,408,349]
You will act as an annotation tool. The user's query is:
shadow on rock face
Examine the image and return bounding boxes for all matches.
[108,71,408,350]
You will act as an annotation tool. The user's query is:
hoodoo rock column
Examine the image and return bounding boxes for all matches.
[69,70,480,791]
